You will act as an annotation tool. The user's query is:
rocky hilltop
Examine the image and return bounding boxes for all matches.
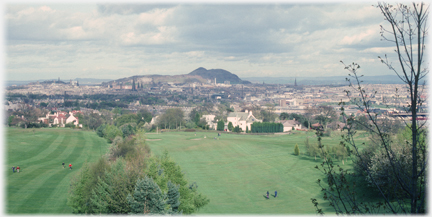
[189,67,251,84]
[102,67,250,87]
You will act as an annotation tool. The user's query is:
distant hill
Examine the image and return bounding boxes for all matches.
[6,78,112,86]
[242,75,407,85]
[102,74,209,87]
[189,67,251,84]
[75,78,113,85]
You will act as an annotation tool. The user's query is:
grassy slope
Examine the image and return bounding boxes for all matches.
[146,131,364,214]
[6,128,110,214]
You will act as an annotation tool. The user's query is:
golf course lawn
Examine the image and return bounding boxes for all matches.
[145,131,360,214]
[6,128,365,214]
[6,128,110,214]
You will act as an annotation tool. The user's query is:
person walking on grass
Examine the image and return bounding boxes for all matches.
[69,163,72,170]
[267,191,269,199]
[274,190,277,198]
[16,166,20,173]
[12,166,15,173]
[62,162,65,169]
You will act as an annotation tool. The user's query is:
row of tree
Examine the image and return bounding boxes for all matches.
[69,125,209,214]
[250,122,283,133]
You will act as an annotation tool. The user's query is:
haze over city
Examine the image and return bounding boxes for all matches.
[6,1,403,81]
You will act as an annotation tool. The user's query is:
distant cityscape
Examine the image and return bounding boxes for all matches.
[5,68,428,130]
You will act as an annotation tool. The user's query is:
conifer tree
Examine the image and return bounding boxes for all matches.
[167,181,181,214]
[127,176,168,214]
[217,120,224,131]
[294,144,300,156]
[228,122,233,131]
[89,158,132,214]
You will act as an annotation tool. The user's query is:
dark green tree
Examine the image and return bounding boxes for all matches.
[137,109,153,125]
[232,125,241,133]
[279,112,290,120]
[127,176,168,214]
[217,120,224,131]
[228,122,233,131]
[166,181,181,214]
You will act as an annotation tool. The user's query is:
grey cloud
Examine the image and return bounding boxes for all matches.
[97,4,177,15]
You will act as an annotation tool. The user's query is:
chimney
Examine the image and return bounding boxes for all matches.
[245,109,248,113]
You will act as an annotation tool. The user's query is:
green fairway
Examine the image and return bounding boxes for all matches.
[6,128,110,214]
[145,131,357,214]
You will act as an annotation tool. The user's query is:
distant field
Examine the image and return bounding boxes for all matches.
[6,128,110,214]
[146,130,365,214]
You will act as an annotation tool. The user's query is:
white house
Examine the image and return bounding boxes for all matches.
[65,112,79,126]
[276,119,302,132]
[38,111,80,127]
[227,110,262,132]
[202,114,216,129]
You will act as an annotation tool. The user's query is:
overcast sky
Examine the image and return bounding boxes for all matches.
[5,1,412,81]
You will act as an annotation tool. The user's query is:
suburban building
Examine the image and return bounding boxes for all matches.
[202,114,216,129]
[227,110,262,132]
[276,119,302,132]
[38,111,80,127]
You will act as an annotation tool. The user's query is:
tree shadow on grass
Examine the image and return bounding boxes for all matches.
[263,195,269,199]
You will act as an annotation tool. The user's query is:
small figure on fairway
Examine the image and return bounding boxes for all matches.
[69,163,72,170]
[62,162,65,169]
[267,191,269,199]
[16,166,20,173]
[12,166,15,173]
[274,190,277,198]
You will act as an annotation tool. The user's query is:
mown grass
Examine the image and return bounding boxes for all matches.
[145,130,367,214]
[6,128,110,214]
[6,127,369,214]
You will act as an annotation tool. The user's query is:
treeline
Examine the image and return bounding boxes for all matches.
[251,122,283,133]
[303,137,350,164]
[68,127,209,214]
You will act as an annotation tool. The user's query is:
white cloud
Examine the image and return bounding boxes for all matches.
[6,3,404,80]
[137,7,176,26]
[340,27,377,45]
[362,46,395,53]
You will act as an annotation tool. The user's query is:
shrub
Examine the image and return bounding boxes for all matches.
[232,125,242,133]
[65,123,76,128]
[294,144,300,156]
[304,137,320,160]
[322,128,332,137]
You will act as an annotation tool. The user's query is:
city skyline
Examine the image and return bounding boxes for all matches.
[6,1,406,81]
